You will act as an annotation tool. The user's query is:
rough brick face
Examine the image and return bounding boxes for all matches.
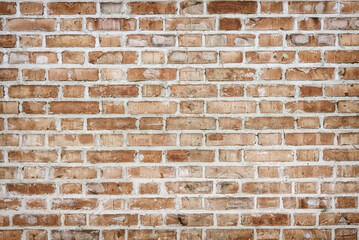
[0,1,357,238]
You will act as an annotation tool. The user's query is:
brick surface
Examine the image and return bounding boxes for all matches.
[0,0,357,237]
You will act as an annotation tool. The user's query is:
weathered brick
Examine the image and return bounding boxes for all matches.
[128,2,177,15]
[207,1,257,14]
[167,150,214,162]
[46,35,95,47]
[7,18,55,31]
[245,150,293,162]
[242,213,290,226]
[206,133,255,146]
[206,68,255,81]
[87,151,135,163]
[47,2,96,15]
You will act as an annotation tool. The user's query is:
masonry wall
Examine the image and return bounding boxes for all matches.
[0,0,358,239]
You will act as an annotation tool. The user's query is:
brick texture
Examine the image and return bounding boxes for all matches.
[0,1,358,239]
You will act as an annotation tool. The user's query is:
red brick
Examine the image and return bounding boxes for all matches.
[50,102,99,114]
[87,151,135,163]
[335,197,358,209]
[219,18,242,30]
[299,50,321,63]
[49,134,95,146]
[0,167,17,179]
[206,68,255,81]
[335,229,358,240]
[167,150,213,162]
[9,85,57,98]
[259,34,283,46]
[325,84,359,96]
[219,118,242,130]
[89,214,137,226]
[321,182,359,194]
[285,166,333,178]
[169,84,217,98]
[166,181,212,194]
[205,230,253,240]
[7,18,55,31]
[52,198,98,210]
[323,149,359,161]
[0,2,16,15]
[128,230,176,240]
[325,51,359,63]
[47,35,95,47]
[128,68,176,81]
[0,35,16,48]
[87,182,133,195]
[283,229,331,239]
[51,167,97,179]
[242,182,292,194]
[261,2,283,13]
[7,183,55,195]
[167,117,216,130]
[245,150,293,162]
[128,101,177,114]
[0,134,19,146]
[288,1,336,14]
[216,181,239,193]
[127,166,175,178]
[286,68,334,80]
[205,198,253,210]
[8,150,56,163]
[166,213,213,226]
[89,51,137,64]
[49,68,98,81]
[242,213,290,226]
[246,51,295,64]
[129,198,175,210]
[87,118,136,130]
[245,117,294,129]
[206,133,255,146]
[47,2,96,15]
[87,18,136,31]
[286,101,335,113]
[0,69,18,81]
[139,117,163,130]
[298,17,321,30]
[258,133,281,146]
[13,214,60,226]
[324,116,359,129]
[20,2,43,15]
[285,133,334,145]
[20,35,42,47]
[338,100,359,113]
[140,18,163,30]
[128,134,176,146]
[320,213,359,225]
[8,118,55,130]
[206,166,254,179]
[257,197,280,209]
[60,18,82,31]
[207,101,256,113]
[128,2,177,15]
[245,18,294,30]
[207,1,257,14]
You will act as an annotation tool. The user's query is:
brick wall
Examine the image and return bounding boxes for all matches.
[0,1,358,239]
